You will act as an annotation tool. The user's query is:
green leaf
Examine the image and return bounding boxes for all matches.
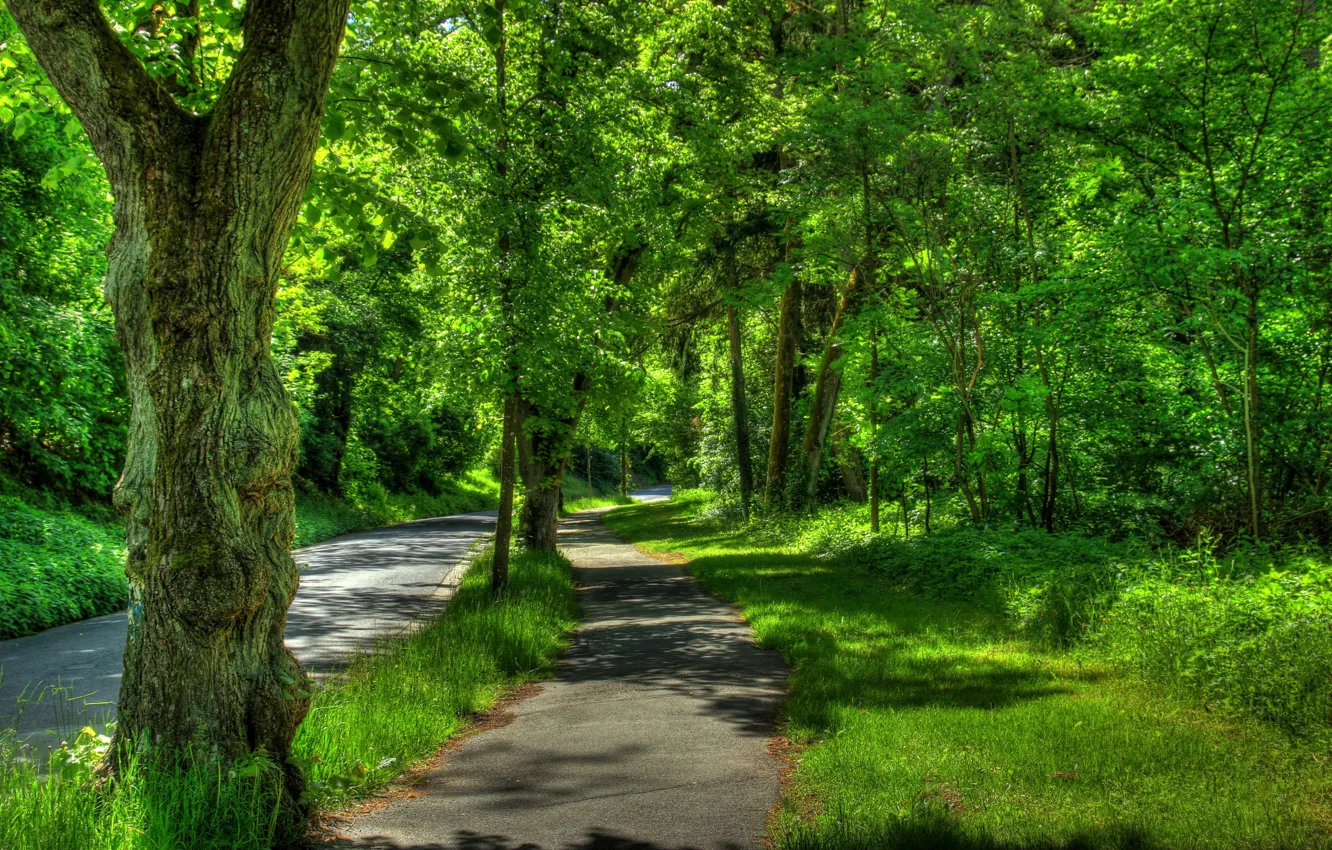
[325,113,346,141]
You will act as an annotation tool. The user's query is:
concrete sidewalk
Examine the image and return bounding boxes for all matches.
[336,489,788,850]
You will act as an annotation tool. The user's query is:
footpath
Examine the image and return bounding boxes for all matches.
[335,486,788,850]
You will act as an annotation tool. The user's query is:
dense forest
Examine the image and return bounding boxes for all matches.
[2,0,1331,846]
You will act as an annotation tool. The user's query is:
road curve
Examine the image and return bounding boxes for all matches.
[0,510,498,744]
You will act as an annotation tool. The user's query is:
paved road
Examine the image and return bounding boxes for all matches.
[0,511,498,744]
[337,485,788,850]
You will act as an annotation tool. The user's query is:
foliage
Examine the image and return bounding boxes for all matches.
[670,488,1332,744]
[0,495,125,639]
[608,496,1332,849]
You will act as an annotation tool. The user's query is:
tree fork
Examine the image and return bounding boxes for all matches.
[4,0,350,812]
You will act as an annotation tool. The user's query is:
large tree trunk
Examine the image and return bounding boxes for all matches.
[798,269,859,507]
[516,393,578,551]
[765,276,801,504]
[5,0,350,812]
[727,302,754,515]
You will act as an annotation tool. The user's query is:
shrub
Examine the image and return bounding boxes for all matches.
[0,496,126,639]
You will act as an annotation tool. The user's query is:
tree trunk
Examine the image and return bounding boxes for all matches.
[834,428,867,502]
[620,427,629,497]
[727,302,754,516]
[1242,287,1262,539]
[798,269,860,507]
[923,456,932,533]
[492,393,517,595]
[869,328,880,531]
[1036,348,1060,532]
[765,275,801,504]
[5,0,349,811]
[516,394,577,550]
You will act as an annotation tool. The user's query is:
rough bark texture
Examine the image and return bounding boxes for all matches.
[493,393,518,594]
[834,427,867,503]
[4,0,349,808]
[765,276,801,504]
[516,393,577,551]
[798,269,859,507]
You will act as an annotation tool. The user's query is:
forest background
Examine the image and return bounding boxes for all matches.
[1,0,1331,777]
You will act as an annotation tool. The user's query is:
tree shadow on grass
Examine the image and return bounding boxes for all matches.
[784,812,1173,850]
[333,829,746,849]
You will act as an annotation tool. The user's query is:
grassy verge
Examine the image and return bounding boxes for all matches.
[0,468,500,638]
[0,544,577,850]
[0,495,126,639]
[294,467,501,547]
[607,494,1332,850]
[559,475,634,514]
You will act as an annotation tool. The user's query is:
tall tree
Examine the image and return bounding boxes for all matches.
[3,0,348,808]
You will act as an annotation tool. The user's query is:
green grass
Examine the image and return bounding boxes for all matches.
[0,544,577,850]
[559,474,633,514]
[0,467,500,638]
[293,467,501,547]
[606,493,1332,850]
[0,495,127,639]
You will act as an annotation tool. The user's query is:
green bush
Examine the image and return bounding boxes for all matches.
[0,495,127,639]
[1099,551,1332,740]
[681,489,1332,743]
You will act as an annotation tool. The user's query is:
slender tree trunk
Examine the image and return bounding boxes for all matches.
[620,435,629,497]
[869,329,880,532]
[901,486,910,539]
[1036,348,1060,532]
[1242,287,1262,539]
[923,456,932,533]
[798,269,860,507]
[5,0,348,810]
[765,275,801,504]
[492,0,517,586]
[955,414,981,522]
[493,393,517,594]
[727,301,754,516]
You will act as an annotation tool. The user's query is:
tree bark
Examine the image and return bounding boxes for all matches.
[834,427,867,502]
[1036,347,1060,532]
[727,300,754,516]
[1242,286,1262,539]
[619,437,628,497]
[516,392,579,550]
[765,275,801,505]
[492,393,517,595]
[4,0,349,810]
[797,269,860,507]
[869,328,880,531]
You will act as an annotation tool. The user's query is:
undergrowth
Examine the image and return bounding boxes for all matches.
[293,466,501,547]
[0,495,126,639]
[0,544,577,850]
[675,488,1332,744]
[608,494,1332,850]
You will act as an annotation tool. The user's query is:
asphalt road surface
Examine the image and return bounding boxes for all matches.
[336,483,789,850]
[0,510,498,744]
